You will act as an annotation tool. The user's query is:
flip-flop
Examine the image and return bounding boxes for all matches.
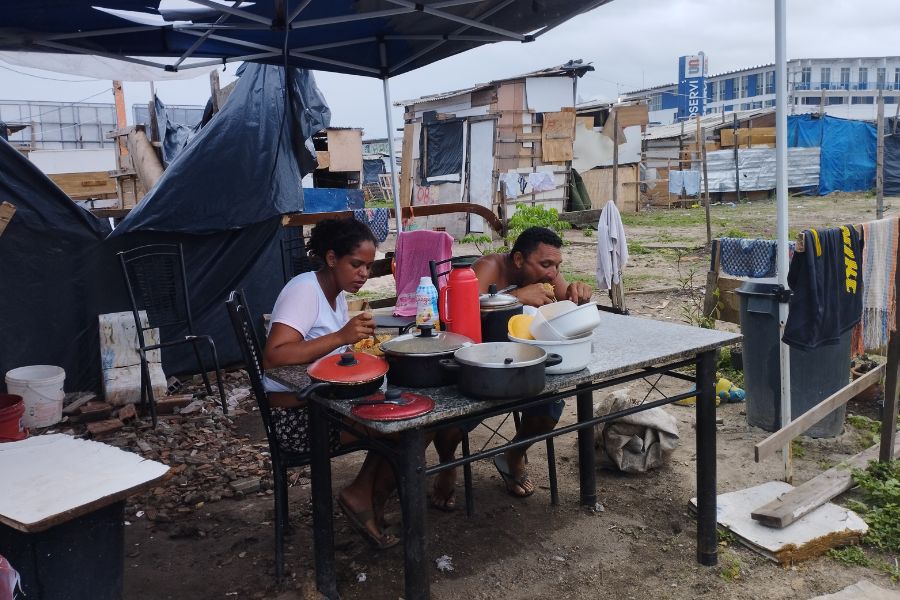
[336,496,399,550]
[493,455,535,498]
[429,487,457,512]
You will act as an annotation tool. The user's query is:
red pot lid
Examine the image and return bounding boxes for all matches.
[350,390,435,421]
[308,351,388,384]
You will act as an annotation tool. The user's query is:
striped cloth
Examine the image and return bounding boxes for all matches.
[852,217,898,354]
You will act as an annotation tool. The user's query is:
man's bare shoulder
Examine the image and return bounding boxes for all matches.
[473,253,510,289]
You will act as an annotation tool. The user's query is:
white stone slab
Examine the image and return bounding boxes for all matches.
[691,481,868,564]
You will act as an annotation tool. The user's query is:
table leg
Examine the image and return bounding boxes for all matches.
[399,428,429,600]
[308,401,338,598]
[576,385,597,507]
[695,349,718,566]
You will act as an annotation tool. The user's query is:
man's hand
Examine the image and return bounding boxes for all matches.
[566,281,593,305]
[339,312,375,345]
[514,283,556,307]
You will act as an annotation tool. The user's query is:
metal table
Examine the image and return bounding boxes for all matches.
[268,312,740,600]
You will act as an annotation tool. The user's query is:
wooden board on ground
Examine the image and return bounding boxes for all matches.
[326,129,363,172]
[0,434,169,533]
[751,437,900,528]
[705,274,743,326]
[0,201,15,237]
[541,109,575,162]
[690,481,868,564]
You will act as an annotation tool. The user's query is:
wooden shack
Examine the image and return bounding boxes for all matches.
[395,61,594,238]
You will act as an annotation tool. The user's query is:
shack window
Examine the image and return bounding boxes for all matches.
[421,119,464,183]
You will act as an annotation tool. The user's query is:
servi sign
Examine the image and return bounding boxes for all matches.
[677,52,708,121]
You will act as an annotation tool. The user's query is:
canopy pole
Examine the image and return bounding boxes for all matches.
[382,76,403,234]
[775,0,793,484]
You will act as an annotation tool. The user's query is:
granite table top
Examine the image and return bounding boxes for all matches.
[266,311,741,434]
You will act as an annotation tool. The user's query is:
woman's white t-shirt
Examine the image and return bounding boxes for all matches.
[263,271,349,392]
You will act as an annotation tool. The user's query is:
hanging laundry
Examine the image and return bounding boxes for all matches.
[353,208,390,243]
[527,171,556,193]
[851,217,898,354]
[682,170,701,196]
[501,172,522,199]
[668,170,684,195]
[596,200,629,290]
[720,238,778,278]
[783,226,864,350]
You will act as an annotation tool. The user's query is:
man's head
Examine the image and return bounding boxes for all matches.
[509,226,563,284]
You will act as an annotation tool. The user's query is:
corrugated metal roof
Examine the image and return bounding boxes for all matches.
[395,60,593,106]
[643,108,775,140]
[702,147,820,192]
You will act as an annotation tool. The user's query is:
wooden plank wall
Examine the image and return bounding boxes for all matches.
[48,171,118,200]
[580,165,640,213]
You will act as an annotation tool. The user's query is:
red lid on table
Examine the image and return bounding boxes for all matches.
[308,351,388,384]
[350,390,435,421]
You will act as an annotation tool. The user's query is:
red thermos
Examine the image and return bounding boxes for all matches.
[439,265,482,343]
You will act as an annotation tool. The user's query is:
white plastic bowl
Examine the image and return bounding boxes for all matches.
[542,301,600,338]
[528,310,567,341]
[508,332,592,374]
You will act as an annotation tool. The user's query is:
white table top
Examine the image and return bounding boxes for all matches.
[0,434,170,533]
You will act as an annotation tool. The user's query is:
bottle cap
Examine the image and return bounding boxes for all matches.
[419,276,433,287]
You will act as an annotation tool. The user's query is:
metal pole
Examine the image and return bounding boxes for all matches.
[732,113,740,202]
[877,91,885,220]
[382,76,404,234]
[698,115,711,244]
[775,0,793,484]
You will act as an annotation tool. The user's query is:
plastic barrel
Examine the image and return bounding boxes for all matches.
[5,365,65,429]
[736,283,849,438]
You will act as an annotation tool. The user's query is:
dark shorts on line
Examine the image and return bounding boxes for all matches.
[457,399,565,433]
[270,406,341,454]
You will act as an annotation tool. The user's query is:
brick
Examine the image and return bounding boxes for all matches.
[229,476,260,494]
[86,418,124,438]
[79,401,112,422]
[116,403,137,422]
[156,394,193,414]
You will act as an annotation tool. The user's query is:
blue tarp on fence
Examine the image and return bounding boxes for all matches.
[788,114,876,195]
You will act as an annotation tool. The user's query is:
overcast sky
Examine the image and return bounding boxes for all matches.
[2,0,899,138]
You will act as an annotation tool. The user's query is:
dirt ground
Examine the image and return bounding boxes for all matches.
[121,195,899,600]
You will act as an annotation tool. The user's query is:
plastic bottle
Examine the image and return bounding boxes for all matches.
[439,265,482,343]
[415,276,439,330]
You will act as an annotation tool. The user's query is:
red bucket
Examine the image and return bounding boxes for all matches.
[0,393,28,442]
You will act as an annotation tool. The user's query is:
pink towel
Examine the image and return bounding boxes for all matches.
[393,230,453,317]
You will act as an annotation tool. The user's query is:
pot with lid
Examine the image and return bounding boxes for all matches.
[306,351,388,399]
[380,324,473,387]
[439,342,562,400]
[480,284,523,343]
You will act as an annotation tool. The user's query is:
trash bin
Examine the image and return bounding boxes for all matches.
[736,282,849,438]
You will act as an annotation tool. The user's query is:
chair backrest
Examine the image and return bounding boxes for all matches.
[118,243,194,344]
[280,230,314,285]
[225,290,283,456]
[429,257,452,291]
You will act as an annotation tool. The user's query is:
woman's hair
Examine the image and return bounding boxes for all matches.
[306,217,377,264]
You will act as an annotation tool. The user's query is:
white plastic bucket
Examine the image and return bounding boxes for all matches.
[5,365,65,428]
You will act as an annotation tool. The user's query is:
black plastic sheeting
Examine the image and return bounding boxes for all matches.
[0,63,329,394]
[0,138,112,392]
[422,120,464,181]
[363,158,386,185]
[153,95,208,167]
[885,118,900,197]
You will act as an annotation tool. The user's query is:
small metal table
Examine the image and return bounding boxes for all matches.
[268,312,740,600]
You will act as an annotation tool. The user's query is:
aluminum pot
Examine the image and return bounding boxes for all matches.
[380,324,473,387]
[480,284,523,343]
[307,351,387,399]
[439,342,562,400]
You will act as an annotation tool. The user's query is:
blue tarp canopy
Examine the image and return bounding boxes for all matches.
[0,0,609,79]
[788,113,877,195]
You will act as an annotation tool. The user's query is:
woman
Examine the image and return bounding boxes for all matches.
[263,217,397,549]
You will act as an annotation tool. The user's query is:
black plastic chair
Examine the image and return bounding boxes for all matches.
[281,229,313,284]
[428,256,559,507]
[117,243,227,427]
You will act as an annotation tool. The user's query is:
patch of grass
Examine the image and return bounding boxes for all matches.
[791,439,806,459]
[722,227,750,239]
[562,271,597,287]
[627,241,652,255]
[827,545,871,567]
[716,348,745,387]
[349,290,392,300]
[719,551,743,582]
[582,227,594,238]
[847,415,881,449]
[621,208,708,228]
[850,460,900,553]
[366,198,393,209]
[718,528,737,547]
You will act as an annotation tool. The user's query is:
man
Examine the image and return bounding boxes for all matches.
[431,227,592,508]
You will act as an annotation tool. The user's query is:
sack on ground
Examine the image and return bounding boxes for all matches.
[593,388,680,473]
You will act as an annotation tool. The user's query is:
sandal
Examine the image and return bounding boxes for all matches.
[493,455,535,498]
[336,496,399,550]
[429,487,457,512]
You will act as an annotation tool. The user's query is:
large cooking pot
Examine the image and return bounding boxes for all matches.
[480,284,523,343]
[307,351,388,399]
[380,324,473,387]
[439,342,561,400]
